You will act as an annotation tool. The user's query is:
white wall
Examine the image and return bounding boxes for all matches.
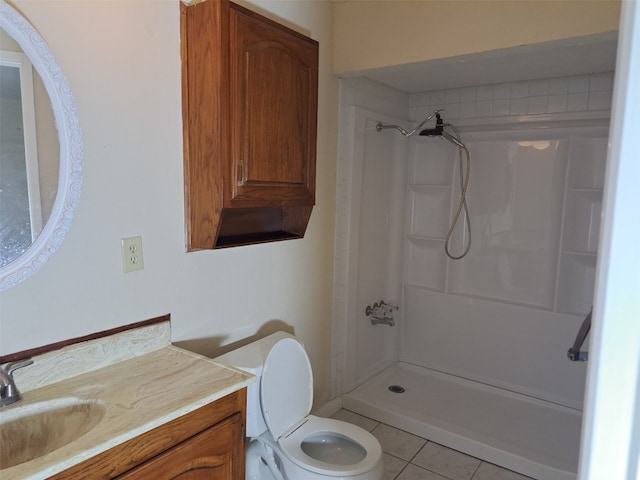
[0,0,337,407]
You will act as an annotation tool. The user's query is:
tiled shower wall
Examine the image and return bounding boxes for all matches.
[409,72,614,121]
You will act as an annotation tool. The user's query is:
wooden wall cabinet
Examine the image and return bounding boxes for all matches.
[51,390,246,480]
[181,0,319,249]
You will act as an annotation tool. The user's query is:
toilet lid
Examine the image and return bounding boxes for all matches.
[261,337,313,440]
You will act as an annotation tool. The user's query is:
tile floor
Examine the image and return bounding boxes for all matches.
[331,409,535,480]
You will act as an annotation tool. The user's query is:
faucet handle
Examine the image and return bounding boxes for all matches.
[3,358,34,376]
[0,358,33,407]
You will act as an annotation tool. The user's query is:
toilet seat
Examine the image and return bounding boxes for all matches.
[278,415,382,476]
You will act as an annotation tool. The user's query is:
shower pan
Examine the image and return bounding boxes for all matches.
[343,363,582,480]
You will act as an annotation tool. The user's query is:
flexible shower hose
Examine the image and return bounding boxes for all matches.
[444,124,471,260]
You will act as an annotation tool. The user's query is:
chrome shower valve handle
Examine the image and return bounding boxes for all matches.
[366,300,398,327]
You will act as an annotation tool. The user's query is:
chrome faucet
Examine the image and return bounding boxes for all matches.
[366,300,399,327]
[370,316,395,327]
[0,358,33,407]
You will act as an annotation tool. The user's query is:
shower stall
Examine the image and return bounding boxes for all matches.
[332,59,613,480]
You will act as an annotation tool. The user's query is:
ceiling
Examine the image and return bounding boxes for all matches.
[346,32,618,94]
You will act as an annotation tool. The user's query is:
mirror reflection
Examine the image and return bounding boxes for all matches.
[0,28,59,268]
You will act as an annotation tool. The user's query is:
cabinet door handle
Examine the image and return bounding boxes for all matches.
[236,160,244,186]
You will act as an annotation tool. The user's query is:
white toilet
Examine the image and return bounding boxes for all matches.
[215,331,383,480]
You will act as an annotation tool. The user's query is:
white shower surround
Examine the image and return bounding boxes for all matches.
[333,74,611,480]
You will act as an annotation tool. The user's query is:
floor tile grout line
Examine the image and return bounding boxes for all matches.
[384,451,416,463]
[393,438,471,480]
[392,460,410,480]
[407,438,429,463]
[468,460,483,480]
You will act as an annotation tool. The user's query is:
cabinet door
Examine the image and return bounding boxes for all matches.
[116,413,243,480]
[228,4,318,207]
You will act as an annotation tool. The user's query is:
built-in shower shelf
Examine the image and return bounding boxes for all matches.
[556,135,607,315]
[407,234,445,242]
[405,235,447,291]
[408,183,451,189]
[569,187,603,194]
[404,282,446,294]
[568,189,604,205]
[563,250,597,258]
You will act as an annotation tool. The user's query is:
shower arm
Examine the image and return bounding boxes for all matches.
[376,110,441,137]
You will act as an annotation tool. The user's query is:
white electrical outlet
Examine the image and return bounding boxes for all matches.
[121,236,144,273]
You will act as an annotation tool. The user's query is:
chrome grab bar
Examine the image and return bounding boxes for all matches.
[567,307,592,362]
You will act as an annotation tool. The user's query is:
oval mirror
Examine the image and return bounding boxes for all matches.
[0,0,83,290]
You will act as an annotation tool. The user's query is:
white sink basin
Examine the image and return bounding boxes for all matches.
[0,397,106,469]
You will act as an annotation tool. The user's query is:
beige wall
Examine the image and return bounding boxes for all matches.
[333,0,621,74]
[0,0,337,408]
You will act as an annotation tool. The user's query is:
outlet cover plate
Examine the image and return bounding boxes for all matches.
[121,236,144,273]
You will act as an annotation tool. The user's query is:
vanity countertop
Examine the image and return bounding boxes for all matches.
[0,345,254,479]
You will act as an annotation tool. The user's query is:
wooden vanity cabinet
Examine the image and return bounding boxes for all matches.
[51,389,246,480]
[115,413,241,479]
[181,0,319,250]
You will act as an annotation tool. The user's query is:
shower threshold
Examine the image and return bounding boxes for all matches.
[342,363,581,480]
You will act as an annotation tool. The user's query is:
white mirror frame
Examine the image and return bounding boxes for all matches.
[0,0,83,291]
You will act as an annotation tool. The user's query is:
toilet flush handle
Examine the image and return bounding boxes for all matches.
[255,439,286,480]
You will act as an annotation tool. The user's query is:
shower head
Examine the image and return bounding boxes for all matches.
[376,109,441,137]
[418,113,444,137]
[419,113,467,149]
[375,110,466,148]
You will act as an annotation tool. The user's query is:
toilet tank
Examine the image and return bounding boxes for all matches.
[214,331,296,437]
